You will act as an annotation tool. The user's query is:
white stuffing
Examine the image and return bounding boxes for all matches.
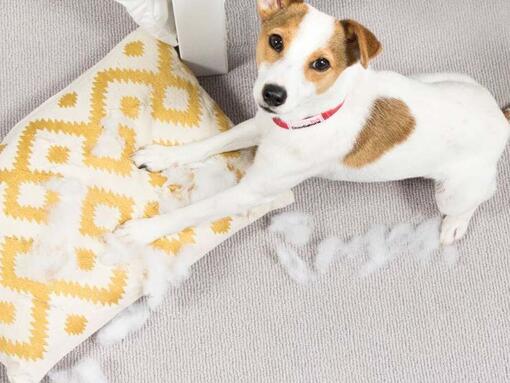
[101,236,192,310]
[97,247,192,345]
[142,250,172,310]
[15,243,70,282]
[49,357,108,383]
[157,158,236,214]
[165,255,192,288]
[358,222,416,276]
[358,224,391,277]
[113,158,232,308]
[387,222,414,249]
[17,178,86,281]
[355,217,452,275]
[97,241,193,346]
[96,302,150,346]
[275,242,315,284]
[92,110,124,159]
[309,216,454,278]
[188,158,237,203]
[410,217,442,262]
[143,249,192,310]
[442,245,460,268]
[269,211,313,247]
[271,212,459,281]
[312,234,366,275]
[159,167,194,213]
[341,235,366,259]
[92,128,123,159]
[314,236,345,274]
[158,192,188,214]
[100,232,142,265]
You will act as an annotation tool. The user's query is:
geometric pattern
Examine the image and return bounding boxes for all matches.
[0,29,293,383]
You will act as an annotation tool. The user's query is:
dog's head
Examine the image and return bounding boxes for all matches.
[254,0,381,117]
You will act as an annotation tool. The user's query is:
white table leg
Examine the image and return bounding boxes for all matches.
[172,0,228,76]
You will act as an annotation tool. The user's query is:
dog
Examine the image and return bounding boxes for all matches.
[115,0,510,247]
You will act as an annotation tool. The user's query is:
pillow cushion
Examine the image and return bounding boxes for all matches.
[0,28,293,383]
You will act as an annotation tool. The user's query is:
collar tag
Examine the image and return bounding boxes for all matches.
[272,100,345,130]
[291,115,323,130]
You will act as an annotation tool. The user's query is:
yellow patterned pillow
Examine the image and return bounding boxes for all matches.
[0,29,293,383]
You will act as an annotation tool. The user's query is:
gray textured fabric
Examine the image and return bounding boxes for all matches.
[1,1,510,382]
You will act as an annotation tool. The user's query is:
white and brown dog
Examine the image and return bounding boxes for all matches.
[116,0,510,246]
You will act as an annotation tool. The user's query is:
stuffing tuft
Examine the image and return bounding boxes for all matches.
[275,242,315,284]
[269,211,313,247]
[315,236,345,274]
[356,217,454,275]
[358,224,390,276]
[410,217,442,262]
[142,247,192,310]
[342,235,366,259]
[49,357,108,383]
[271,213,460,281]
[442,245,460,268]
[158,157,237,214]
[100,232,141,266]
[142,249,174,310]
[158,194,186,214]
[189,158,237,203]
[97,241,193,345]
[387,222,414,249]
[96,302,150,346]
[17,178,86,281]
[159,167,194,213]
[143,250,170,310]
[166,255,192,288]
[92,111,124,159]
[309,217,457,278]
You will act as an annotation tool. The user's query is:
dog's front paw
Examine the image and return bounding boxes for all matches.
[440,215,470,246]
[114,218,163,245]
[133,144,174,172]
[133,144,204,172]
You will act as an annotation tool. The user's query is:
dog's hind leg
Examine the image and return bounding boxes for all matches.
[435,165,497,245]
[133,118,260,172]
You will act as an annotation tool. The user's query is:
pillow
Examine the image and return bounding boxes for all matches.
[0,28,293,383]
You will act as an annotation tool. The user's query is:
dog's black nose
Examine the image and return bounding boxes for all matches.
[262,84,287,107]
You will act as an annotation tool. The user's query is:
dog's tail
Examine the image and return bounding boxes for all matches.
[504,106,510,122]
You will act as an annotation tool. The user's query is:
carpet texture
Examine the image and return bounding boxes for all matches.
[1,1,509,382]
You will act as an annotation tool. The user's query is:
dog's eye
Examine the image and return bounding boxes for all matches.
[269,34,284,52]
[311,58,331,72]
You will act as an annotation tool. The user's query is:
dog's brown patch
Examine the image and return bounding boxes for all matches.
[503,107,510,121]
[343,98,415,168]
[256,3,308,66]
[304,21,348,94]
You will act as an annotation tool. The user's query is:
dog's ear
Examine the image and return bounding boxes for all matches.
[340,19,382,68]
[257,0,304,22]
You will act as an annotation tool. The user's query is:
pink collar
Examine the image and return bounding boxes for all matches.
[272,100,345,130]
